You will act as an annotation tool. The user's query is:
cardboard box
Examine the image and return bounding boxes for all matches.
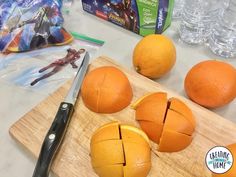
[82,0,174,36]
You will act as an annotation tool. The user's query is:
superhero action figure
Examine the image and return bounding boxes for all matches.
[30,48,85,86]
[105,0,138,32]
[10,6,63,50]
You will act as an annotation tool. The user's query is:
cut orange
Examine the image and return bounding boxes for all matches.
[94,164,124,177]
[131,93,154,110]
[138,121,163,144]
[123,163,151,177]
[81,66,133,113]
[90,140,125,168]
[133,92,196,152]
[135,92,167,123]
[169,98,196,128]
[164,109,195,136]
[91,121,120,144]
[90,122,151,177]
[120,125,149,145]
[159,130,192,152]
[123,141,151,165]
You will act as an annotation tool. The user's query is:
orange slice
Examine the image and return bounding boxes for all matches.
[135,92,167,123]
[164,109,195,136]
[138,121,163,143]
[124,163,151,177]
[122,141,151,165]
[131,93,157,109]
[169,98,196,128]
[120,124,150,145]
[90,140,125,168]
[91,122,120,144]
[159,129,192,152]
[94,164,124,177]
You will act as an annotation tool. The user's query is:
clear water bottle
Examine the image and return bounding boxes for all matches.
[179,0,224,44]
[208,0,236,58]
[62,0,74,15]
[172,0,185,19]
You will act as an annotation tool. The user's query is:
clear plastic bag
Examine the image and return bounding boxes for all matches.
[0,38,104,92]
[0,0,73,53]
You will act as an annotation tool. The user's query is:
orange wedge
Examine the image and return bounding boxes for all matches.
[90,140,125,168]
[94,164,124,177]
[138,121,163,143]
[164,109,195,136]
[169,98,196,128]
[135,92,167,123]
[91,122,120,144]
[159,130,192,152]
[120,124,150,145]
[131,92,159,109]
[123,141,151,165]
[124,163,151,177]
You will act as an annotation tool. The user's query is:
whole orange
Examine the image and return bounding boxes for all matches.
[184,60,236,108]
[133,34,176,79]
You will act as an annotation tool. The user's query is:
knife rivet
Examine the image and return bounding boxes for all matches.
[62,103,68,109]
[49,134,56,140]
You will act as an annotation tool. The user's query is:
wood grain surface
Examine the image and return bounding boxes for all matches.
[9,56,236,177]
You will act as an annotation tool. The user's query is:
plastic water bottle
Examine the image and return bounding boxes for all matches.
[179,0,225,44]
[208,0,236,58]
[62,0,74,15]
[172,0,185,19]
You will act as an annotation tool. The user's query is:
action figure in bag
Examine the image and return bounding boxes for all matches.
[30,48,85,86]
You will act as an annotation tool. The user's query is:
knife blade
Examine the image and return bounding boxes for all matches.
[32,52,90,177]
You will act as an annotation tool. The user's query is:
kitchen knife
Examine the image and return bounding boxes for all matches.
[32,52,90,177]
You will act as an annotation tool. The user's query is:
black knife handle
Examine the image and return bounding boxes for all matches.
[32,102,74,177]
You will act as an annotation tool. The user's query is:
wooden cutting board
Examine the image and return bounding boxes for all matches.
[9,56,236,177]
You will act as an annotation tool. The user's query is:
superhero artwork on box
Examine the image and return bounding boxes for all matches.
[82,0,174,36]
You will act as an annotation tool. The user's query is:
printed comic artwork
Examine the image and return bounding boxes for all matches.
[105,0,137,32]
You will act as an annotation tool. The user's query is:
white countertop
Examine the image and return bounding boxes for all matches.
[0,1,236,177]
